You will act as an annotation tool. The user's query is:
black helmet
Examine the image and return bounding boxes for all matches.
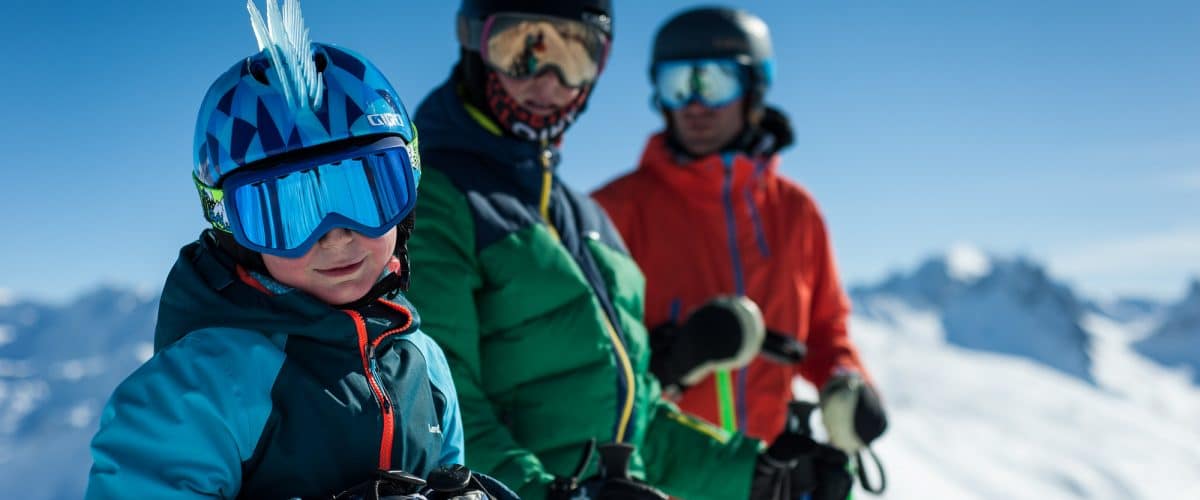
[651,7,773,106]
[457,0,613,51]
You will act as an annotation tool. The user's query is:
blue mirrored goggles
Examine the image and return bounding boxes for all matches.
[211,136,418,258]
[653,59,746,110]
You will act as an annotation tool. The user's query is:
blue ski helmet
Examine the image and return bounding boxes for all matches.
[193,42,417,188]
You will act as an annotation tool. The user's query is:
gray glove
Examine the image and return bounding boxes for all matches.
[819,373,888,455]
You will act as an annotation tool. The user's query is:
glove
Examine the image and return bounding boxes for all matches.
[819,373,888,455]
[548,443,668,500]
[749,402,854,500]
[424,465,520,500]
[796,445,853,500]
[649,296,766,396]
[750,426,816,500]
[330,466,518,500]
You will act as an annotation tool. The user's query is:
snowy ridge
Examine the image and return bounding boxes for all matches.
[945,243,992,283]
[1134,279,1200,382]
[853,249,1094,382]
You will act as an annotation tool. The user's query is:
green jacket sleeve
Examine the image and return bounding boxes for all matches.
[406,170,555,500]
[639,398,763,499]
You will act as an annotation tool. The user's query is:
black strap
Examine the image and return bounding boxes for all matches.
[855,446,887,494]
[762,330,807,365]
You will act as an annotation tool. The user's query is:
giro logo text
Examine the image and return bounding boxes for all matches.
[367,113,405,127]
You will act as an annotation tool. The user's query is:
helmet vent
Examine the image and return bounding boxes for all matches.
[313,52,328,74]
[250,60,272,85]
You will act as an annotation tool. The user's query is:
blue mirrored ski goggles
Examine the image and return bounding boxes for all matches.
[199,136,419,258]
[653,59,746,110]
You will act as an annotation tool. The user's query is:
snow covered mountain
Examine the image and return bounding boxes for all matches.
[850,245,1094,382]
[1087,296,1166,324]
[0,286,157,500]
[1134,279,1200,382]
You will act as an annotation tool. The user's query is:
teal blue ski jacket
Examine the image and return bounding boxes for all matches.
[86,232,464,499]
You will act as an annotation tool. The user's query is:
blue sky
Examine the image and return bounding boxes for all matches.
[1,1,1197,303]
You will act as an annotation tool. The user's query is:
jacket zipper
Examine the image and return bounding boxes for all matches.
[719,156,750,432]
[538,145,561,242]
[539,143,635,442]
[345,310,403,470]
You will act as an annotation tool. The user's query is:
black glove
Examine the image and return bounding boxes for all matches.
[329,466,518,500]
[424,464,520,500]
[819,373,888,454]
[749,403,854,500]
[548,443,668,500]
[750,426,817,500]
[649,296,766,396]
[802,446,854,500]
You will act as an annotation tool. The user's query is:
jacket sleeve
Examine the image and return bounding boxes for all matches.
[406,170,555,500]
[86,329,282,499]
[638,397,762,499]
[796,199,868,390]
[409,330,466,466]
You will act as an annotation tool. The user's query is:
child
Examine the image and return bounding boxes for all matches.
[85,1,514,498]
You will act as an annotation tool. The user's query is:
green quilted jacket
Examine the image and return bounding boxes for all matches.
[405,79,761,500]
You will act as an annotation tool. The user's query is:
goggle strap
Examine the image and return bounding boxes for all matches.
[193,174,231,233]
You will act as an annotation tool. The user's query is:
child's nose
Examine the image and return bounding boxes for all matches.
[318,227,354,247]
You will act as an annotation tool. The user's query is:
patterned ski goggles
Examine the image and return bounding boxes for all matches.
[195,136,419,258]
[479,12,610,88]
[653,59,747,110]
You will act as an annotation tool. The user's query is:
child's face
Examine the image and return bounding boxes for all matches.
[261,227,397,305]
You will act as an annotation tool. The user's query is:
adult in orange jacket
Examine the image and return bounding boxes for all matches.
[592,7,887,461]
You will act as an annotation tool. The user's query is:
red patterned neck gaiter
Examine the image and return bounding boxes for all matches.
[484,71,590,143]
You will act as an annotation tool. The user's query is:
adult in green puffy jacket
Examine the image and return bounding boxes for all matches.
[406,1,824,499]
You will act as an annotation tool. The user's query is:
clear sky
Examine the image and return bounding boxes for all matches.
[1,1,1197,303]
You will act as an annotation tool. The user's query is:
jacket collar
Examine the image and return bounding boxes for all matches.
[637,132,780,200]
[153,231,419,352]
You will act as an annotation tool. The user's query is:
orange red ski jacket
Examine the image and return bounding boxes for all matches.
[593,133,870,441]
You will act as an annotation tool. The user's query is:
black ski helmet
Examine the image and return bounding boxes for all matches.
[650,7,774,110]
[452,0,614,139]
[457,0,613,50]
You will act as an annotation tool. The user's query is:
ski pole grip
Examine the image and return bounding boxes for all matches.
[786,401,818,436]
[597,443,636,480]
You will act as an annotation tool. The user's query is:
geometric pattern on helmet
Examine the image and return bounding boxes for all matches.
[193,42,415,188]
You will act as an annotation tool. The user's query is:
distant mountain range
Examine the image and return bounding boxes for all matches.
[851,245,1095,382]
[0,286,157,500]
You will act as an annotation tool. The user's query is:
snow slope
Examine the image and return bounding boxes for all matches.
[842,305,1200,499]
